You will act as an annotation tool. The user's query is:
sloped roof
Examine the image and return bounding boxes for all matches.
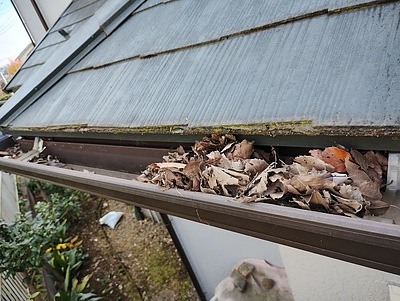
[1,0,400,148]
[6,0,106,91]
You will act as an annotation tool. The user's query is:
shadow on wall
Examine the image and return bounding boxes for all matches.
[210,258,294,301]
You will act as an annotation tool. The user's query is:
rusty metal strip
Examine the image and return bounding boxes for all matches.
[0,158,399,275]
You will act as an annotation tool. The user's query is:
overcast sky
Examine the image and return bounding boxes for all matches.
[0,0,31,66]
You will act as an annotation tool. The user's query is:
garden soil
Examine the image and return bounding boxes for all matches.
[75,197,201,301]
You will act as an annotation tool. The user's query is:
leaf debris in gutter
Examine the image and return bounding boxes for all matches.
[139,134,394,219]
[5,142,65,168]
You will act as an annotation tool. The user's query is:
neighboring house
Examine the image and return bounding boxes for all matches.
[15,43,34,63]
[1,0,400,300]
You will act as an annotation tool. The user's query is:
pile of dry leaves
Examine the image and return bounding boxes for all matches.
[139,134,391,218]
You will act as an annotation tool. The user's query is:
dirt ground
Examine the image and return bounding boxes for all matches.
[75,196,201,301]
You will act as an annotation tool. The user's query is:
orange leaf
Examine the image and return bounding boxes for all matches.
[310,147,351,173]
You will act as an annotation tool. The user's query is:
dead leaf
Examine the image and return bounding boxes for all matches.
[322,190,333,204]
[364,151,384,178]
[345,157,372,184]
[373,151,388,171]
[200,186,217,194]
[221,142,236,153]
[231,160,246,172]
[367,200,391,216]
[332,195,363,213]
[289,174,335,193]
[309,190,329,210]
[228,140,254,160]
[247,166,286,197]
[332,204,344,215]
[294,155,335,172]
[151,162,186,169]
[183,160,204,191]
[265,181,284,200]
[288,162,310,175]
[289,197,310,210]
[335,203,356,214]
[337,185,364,203]
[244,159,268,175]
[201,166,248,196]
[241,195,258,203]
[247,172,269,197]
[350,149,371,172]
[310,146,351,172]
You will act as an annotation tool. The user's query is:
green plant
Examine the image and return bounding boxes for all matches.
[48,245,87,276]
[0,211,68,278]
[29,291,40,300]
[0,182,102,299]
[0,185,82,278]
[54,268,102,301]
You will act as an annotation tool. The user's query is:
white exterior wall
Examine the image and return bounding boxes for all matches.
[0,172,29,300]
[168,215,284,300]
[280,246,400,301]
[35,0,71,29]
[0,172,19,224]
[12,0,47,44]
[12,0,71,44]
[169,215,400,301]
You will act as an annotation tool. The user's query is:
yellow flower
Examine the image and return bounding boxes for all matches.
[45,247,53,253]
[56,243,67,250]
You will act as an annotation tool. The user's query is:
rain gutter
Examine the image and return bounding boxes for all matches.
[0,158,399,275]
[0,0,147,123]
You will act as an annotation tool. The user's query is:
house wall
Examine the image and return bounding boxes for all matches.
[0,172,29,300]
[0,172,19,224]
[168,215,284,300]
[170,215,400,301]
[12,0,71,44]
[280,246,400,301]
[35,0,72,29]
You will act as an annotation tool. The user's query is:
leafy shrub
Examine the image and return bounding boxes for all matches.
[0,184,82,278]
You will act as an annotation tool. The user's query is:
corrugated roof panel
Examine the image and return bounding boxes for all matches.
[64,0,100,16]
[5,0,106,91]
[6,66,42,90]
[37,23,79,50]
[71,0,330,71]
[22,43,65,68]
[50,0,106,32]
[9,2,400,133]
[135,0,167,12]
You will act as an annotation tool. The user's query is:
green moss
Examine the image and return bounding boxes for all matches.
[0,93,11,101]
[7,121,400,138]
[146,247,179,288]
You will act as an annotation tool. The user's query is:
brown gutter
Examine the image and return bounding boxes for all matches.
[0,158,399,275]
